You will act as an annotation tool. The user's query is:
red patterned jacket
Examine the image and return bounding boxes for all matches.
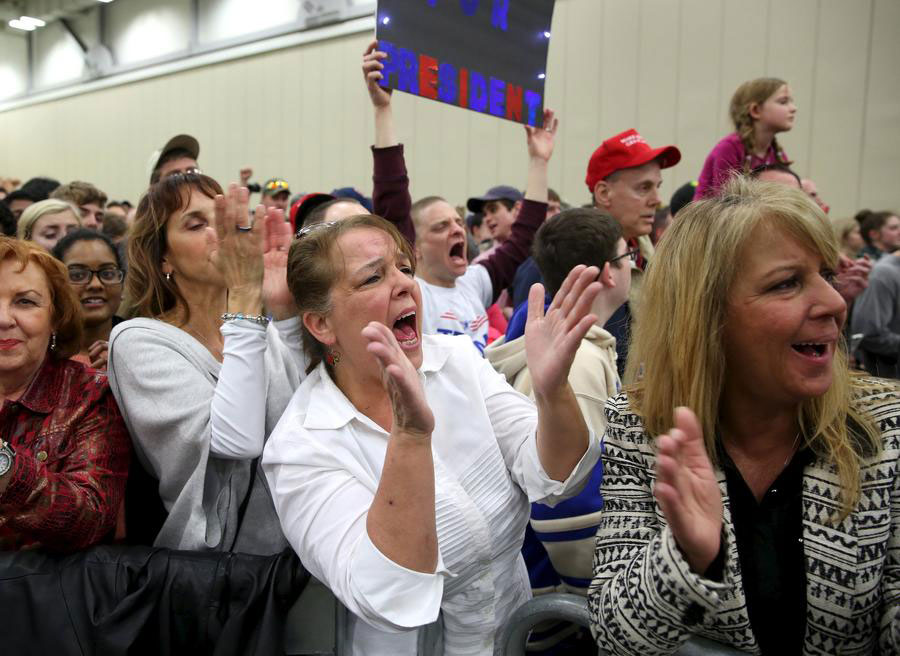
[0,357,131,552]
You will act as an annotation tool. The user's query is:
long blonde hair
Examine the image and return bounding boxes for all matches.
[729,77,791,169]
[626,176,883,519]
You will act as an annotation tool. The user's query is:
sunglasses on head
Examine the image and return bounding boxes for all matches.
[295,221,339,240]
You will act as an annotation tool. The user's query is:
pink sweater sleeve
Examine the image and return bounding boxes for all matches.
[694,134,745,199]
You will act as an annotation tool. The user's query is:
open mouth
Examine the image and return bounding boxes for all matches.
[391,310,420,349]
[449,242,465,261]
[81,297,108,309]
[791,342,827,359]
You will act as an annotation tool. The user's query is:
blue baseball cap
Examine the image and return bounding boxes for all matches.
[466,185,523,213]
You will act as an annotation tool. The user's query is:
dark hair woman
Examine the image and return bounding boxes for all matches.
[107,174,306,554]
[53,229,125,369]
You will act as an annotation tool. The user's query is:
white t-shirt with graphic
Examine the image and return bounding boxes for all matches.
[418,265,492,354]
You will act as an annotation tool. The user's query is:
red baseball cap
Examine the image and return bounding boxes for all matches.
[585,129,681,192]
[290,192,335,234]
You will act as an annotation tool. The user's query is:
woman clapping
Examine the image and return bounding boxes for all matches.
[108,175,306,553]
[263,215,603,654]
[588,177,899,655]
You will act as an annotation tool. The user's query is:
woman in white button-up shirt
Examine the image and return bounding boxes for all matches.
[263,214,603,655]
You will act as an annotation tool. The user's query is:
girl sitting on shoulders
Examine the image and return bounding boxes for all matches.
[695,78,796,199]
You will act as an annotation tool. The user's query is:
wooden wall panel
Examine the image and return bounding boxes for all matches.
[765,0,819,176]
[859,0,900,213]
[552,0,601,203]
[673,0,725,195]
[808,0,872,213]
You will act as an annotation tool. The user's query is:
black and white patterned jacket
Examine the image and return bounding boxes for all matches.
[588,389,900,655]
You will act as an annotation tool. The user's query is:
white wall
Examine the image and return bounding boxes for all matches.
[1,0,899,218]
[107,0,193,66]
[0,31,28,100]
[198,0,303,43]
[32,19,86,88]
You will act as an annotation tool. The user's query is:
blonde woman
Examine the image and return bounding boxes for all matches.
[588,177,899,655]
[16,199,81,252]
[832,216,865,259]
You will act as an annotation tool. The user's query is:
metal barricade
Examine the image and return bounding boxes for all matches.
[285,579,442,656]
[500,593,750,656]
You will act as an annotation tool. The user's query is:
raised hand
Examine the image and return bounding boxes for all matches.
[239,167,253,186]
[524,265,601,398]
[653,407,723,575]
[525,108,558,162]
[211,183,264,299]
[362,39,393,109]
[260,206,296,320]
[362,321,434,438]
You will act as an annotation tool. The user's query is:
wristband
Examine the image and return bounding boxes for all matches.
[221,312,270,326]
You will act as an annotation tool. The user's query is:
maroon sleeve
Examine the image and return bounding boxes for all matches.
[481,199,546,304]
[0,383,131,551]
[371,144,416,246]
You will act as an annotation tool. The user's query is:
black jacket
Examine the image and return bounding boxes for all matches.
[0,545,308,656]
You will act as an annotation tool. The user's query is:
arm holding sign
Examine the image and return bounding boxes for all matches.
[363,40,416,247]
[479,110,558,303]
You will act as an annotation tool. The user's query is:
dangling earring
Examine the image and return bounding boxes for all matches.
[165,272,172,281]
[49,332,57,352]
[325,349,341,366]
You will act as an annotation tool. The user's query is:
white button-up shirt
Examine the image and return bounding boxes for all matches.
[263,334,601,655]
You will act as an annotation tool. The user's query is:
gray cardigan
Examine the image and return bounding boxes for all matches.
[852,254,900,361]
[108,317,306,554]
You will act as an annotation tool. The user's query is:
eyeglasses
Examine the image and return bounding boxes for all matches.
[609,248,640,265]
[295,221,338,240]
[67,266,125,285]
[265,179,290,191]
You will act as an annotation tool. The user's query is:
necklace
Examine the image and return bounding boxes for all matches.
[783,431,802,468]
[179,321,224,362]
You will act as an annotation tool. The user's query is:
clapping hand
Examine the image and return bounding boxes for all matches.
[211,184,264,292]
[524,265,601,399]
[654,407,723,575]
[362,322,434,438]
[261,207,296,320]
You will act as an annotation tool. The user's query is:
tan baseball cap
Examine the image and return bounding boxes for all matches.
[147,134,200,182]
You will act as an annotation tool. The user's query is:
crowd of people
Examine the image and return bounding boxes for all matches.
[1,38,898,656]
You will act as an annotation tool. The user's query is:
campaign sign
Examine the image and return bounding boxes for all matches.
[375,0,555,126]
